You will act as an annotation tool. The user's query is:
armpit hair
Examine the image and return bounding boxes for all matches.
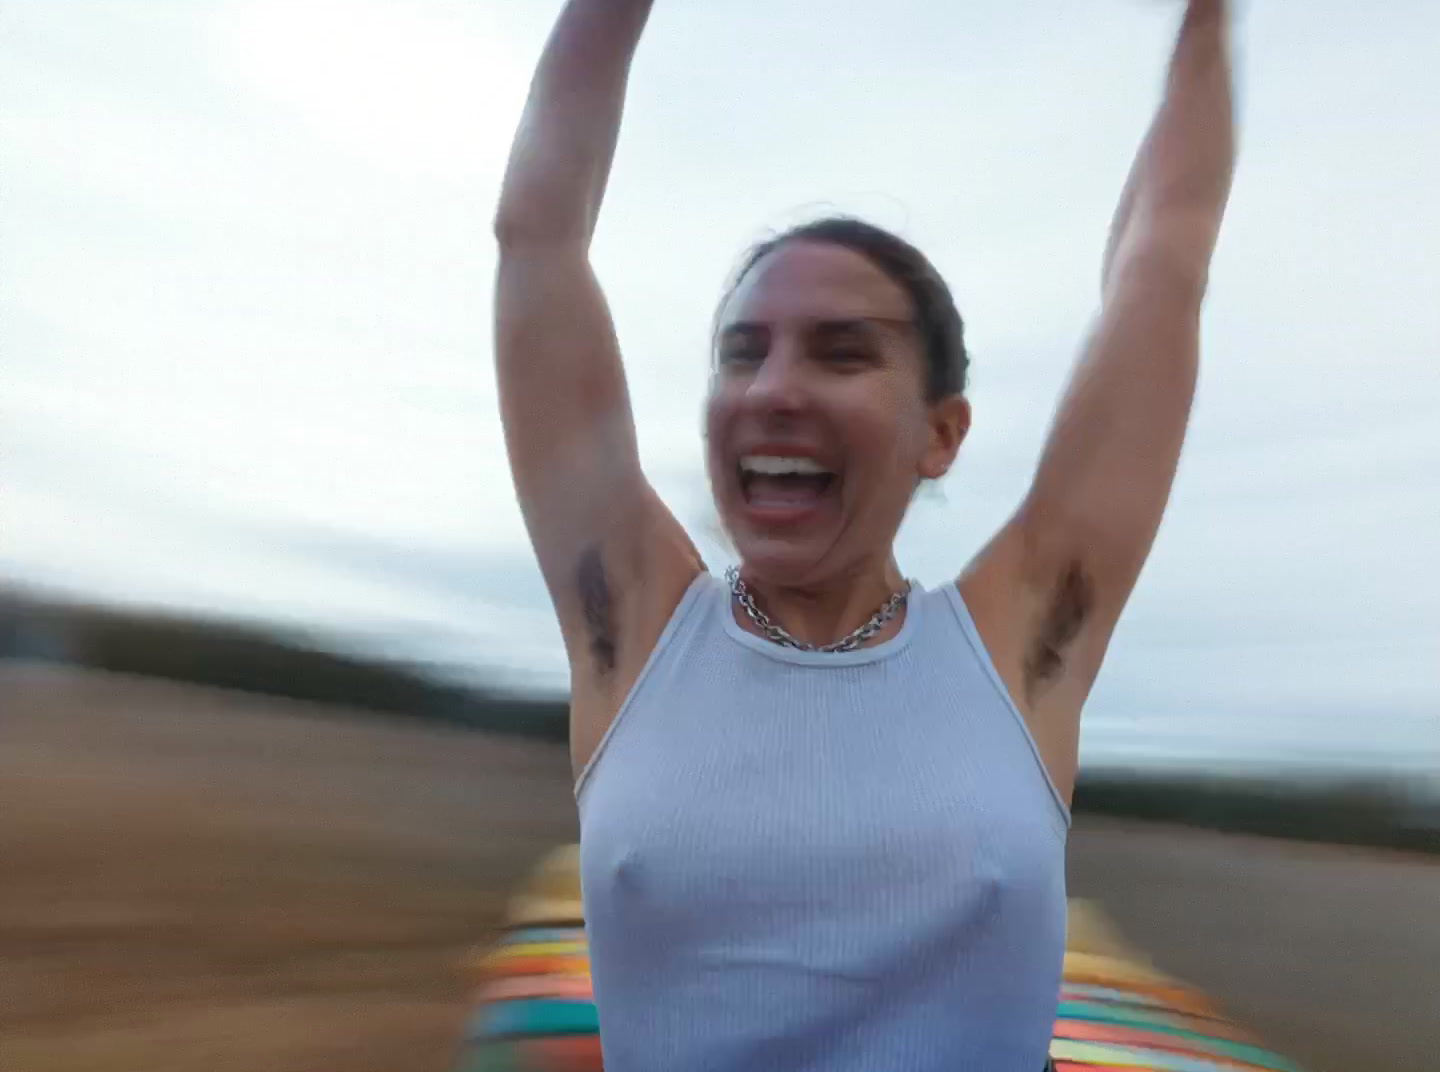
[576,544,617,675]
[1024,560,1093,700]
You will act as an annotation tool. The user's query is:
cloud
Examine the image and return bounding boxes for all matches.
[2,0,1437,771]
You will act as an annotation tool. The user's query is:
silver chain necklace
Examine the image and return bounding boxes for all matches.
[724,566,911,654]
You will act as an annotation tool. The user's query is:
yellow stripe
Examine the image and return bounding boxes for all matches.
[484,940,588,961]
[1064,951,1176,987]
[1049,1040,1170,1068]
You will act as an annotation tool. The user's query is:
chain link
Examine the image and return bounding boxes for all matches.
[724,567,910,654]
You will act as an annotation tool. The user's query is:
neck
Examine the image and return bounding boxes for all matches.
[736,557,909,649]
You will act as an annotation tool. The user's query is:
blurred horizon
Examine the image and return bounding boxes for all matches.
[8,578,1440,798]
[4,0,1438,778]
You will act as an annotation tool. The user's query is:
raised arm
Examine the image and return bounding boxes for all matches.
[494,0,650,247]
[493,0,701,769]
[963,0,1236,796]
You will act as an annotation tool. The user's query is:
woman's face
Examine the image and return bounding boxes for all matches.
[705,240,969,586]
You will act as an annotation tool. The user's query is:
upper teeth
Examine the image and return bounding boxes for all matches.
[740,455,830,476]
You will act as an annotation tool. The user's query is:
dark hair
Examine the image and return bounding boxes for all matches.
[716,216,969,401]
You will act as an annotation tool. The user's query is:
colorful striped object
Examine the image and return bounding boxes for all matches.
[1049,903,1305,1072]
[452,851,1305,1072]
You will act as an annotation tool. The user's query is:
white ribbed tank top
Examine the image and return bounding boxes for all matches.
[576,571,1070,1072]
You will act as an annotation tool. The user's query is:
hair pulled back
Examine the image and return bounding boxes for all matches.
[717,216,969,402]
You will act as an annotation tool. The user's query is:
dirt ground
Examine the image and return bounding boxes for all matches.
[2,664,1436,1072]
[1067,819,1440,1072]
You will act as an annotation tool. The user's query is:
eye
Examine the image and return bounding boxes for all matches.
[718,332,766,367]
[811,323,878,369]
[819,341,874,368]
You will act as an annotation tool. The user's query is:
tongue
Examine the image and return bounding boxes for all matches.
[746,474,830,508]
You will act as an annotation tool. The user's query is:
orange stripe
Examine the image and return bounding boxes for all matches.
[484,953,591,978]
[1062,982,1217,1012]
[1061,979,1221,1020]
[1053,1018,1254,1055]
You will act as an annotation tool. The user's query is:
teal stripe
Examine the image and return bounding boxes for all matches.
[467,999,601,1041]
[1060,983,1230,1023]
[499,927,586,945]
[1059,997,1200,1031]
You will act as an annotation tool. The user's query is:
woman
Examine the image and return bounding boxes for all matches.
[492,2,1235,1069]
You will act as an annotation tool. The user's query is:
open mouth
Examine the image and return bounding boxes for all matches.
[737,454,838,512]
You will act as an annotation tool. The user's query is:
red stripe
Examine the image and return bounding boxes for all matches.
[1053,1018,1242,1056]
[517,1035,605,1070]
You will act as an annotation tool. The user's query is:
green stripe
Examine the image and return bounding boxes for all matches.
[1062,982,1219,1017]
[455,1043,523,1072]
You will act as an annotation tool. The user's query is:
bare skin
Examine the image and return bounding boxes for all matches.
[493,1,1236,796]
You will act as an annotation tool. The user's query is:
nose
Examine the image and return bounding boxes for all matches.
[744,337,808,414]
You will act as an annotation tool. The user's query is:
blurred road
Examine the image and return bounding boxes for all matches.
[2,665,1435,1072]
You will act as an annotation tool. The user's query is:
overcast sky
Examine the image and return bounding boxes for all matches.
[3,0,1437,776]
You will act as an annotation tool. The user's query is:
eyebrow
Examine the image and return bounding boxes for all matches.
[720,316,913,337]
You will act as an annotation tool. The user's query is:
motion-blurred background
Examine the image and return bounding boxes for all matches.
[2,2,1437,1071]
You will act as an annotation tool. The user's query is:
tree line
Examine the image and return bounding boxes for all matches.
[3,585,1435,854]
[0,586,568,742]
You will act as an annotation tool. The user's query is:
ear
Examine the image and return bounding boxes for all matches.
[919,394,971,480]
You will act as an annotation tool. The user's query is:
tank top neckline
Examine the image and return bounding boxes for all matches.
[716,570,925,667]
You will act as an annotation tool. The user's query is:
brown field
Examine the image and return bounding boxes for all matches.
[2,664,1436,1072]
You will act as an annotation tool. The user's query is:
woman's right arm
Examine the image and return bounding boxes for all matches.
[493,0,701,766]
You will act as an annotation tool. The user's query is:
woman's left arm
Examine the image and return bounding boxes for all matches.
[962,0,1236,795]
